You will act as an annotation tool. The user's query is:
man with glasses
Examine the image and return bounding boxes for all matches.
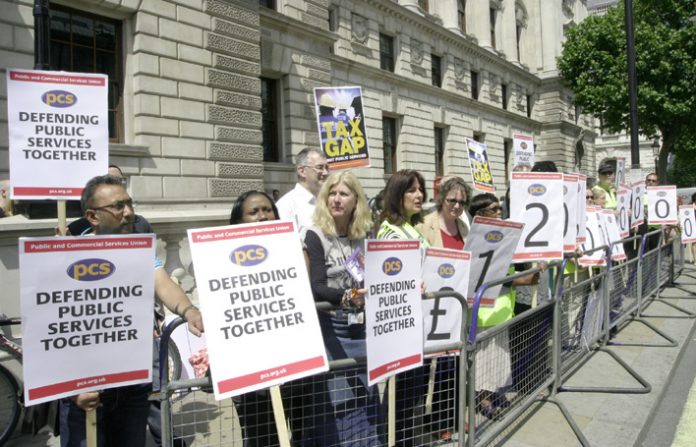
[276,148,329,231]
[67,165,153,235]
[59,174,203,447]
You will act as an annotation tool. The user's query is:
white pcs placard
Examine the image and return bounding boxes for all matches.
[187,221,328,399]
[365,239,424,385]
[679,205,696,244]
[647,186,678,225]
[579,208,607,267]
[563,174,579,252]
[19,235,155,406]
[465,216,524,307]
[422,248,471,354]
[631,180,646,228]
[7,69,108,200]
[616,185,631,239]
[510,172,564,262]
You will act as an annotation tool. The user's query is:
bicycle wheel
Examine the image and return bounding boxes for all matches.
[0,365,20,446]
[167,338,183,383]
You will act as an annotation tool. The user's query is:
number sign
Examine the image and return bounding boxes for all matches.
[598,209,627,261]
[465,217,523,307]
[579,207,607,267]
[679,205,696,244]
[616,185,631,238]
[647,186,678,225]
[615,158,626,187]
[422,248,471,353]
[563,174,579,252]
[576,174,587,244]
[510,172,564,261]
[630,180,645,228]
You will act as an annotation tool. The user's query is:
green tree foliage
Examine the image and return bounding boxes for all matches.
[557,0,696,178]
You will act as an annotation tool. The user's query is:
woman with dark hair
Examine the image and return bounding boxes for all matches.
[417,176,470,249]
[377,169,429,243]
[229,190,279,225]
[304,171,382,446]
[227,192,291,446]
[376,169,429,446]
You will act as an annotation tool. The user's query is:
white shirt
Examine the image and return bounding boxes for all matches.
[276,183,317,232]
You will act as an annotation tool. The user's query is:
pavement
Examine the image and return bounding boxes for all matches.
[7,264,696,447]
[502,263,696,447]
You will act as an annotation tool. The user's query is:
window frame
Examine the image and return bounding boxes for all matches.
[49,4,123,143]
[379,33,395,72]
[434,126,446,177]
[431,54,442,88]
[458,0,467,33]
[382,116,398,174]
[470,70,479,100]
[260,77,281,163]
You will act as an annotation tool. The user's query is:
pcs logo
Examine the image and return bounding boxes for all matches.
[528,184,547,196]
[485,230,504,243]
[42,90,77,108]
[382,257,402,276]
[230,244,267,266]
[67,259,115,281]
[438,263,455,279]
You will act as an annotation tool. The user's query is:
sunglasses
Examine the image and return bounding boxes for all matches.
[445,198,467,207]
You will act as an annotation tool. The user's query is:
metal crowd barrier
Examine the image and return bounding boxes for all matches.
[158,290,469,447]
[157,232,689,446]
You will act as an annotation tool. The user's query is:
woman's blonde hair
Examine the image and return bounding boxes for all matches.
[314,171,372,239]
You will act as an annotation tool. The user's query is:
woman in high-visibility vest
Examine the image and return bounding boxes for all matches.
[377,169,429,447]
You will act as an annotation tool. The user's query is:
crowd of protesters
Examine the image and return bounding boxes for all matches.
[1,148,690,447]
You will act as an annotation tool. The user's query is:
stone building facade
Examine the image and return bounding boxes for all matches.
[0,0,597,211]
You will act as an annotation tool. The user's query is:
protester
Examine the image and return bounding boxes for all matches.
[0,179,12,217]
[303,171,382,446]
[67,165,153,236]
[417,176,470,249]
[377,170,429,244]
[229,190,278,225]
[415,176,471,442]
[468,193,540,419]
[591,188,608,209]
[591,162,617,209]
[376,169,428,446]
[691,192,696,263]
[59,175,203,447]
[276,148,329,231]
[272,189,281,202]
[227,190,293,447]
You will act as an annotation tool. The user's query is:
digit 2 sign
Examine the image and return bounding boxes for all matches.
[510,172,564,262]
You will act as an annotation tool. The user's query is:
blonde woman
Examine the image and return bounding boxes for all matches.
[304,171,381,446]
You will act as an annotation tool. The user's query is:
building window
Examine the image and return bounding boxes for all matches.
[259,0,276,9]
[490,8,497,49]
[328,6,338,32]
[501,83,508,110]
[261,78,280,162]
[431,54,442,87]
[473,132,484,143]
[526,94,533,118]
[418,0,429,12]
[458,0,467,33]
[470,70,479,100]
[516,24,523,61]
[379,33,395,72]
[50,6,122,142]
[383,116,397,174]
[434,127,445,177]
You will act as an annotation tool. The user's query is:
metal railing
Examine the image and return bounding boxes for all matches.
[157,233,690,446]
